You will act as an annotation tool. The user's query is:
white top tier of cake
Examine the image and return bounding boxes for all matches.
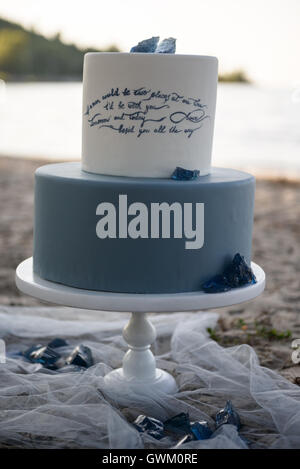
[82,52,218,178]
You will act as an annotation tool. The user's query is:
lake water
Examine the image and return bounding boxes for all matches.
[0,82,300,178]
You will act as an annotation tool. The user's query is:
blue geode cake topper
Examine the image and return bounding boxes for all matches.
[155,38,176,54]
[171,167,200,181]
[130,37,176,54]
[131,39,200,180]
[202,253,257,293]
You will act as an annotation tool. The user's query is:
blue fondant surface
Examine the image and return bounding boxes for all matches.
[33,163,255,293]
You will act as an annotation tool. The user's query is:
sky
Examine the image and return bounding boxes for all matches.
[0,0,300,85]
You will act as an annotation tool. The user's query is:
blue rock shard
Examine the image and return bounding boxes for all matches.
[171,167,200,181]
[25,345,61,369]
[215,400,241,430]
[133,415,164,440]
[130,37,160,53]
[174,420,212,446]
[130,37,176,54]
[190,420,213,440]
[65,344,93,368]
[202,274,231,293]
[134,412,213,444]
[23,344,43,360]
[47,338,69,348]
[165,413,212,447]
[164,412,191,435]
[202,253,257,293]
[224,253,256,288]
[156,37,176,54]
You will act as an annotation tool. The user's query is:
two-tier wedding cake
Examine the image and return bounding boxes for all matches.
[33,48,255,294]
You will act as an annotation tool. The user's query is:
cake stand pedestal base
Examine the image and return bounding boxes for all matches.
[103,311,178,395]
[104,368,177,395]
[16,257,265,402]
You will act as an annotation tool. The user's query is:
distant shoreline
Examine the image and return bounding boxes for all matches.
[0,16,250,85]
[0,154,298,184]
[218,70,251,84]
[2,74,251,84]
[1,75,82,83]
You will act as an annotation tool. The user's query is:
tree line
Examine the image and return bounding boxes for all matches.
[0,17,119,81]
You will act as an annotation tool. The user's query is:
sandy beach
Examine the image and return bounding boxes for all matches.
[1,155,300,381]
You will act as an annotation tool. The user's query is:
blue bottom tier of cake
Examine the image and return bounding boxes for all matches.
[33,163,255,294]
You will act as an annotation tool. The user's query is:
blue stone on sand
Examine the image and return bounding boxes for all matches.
[164,412,191,435]
[215,400,241,431]
[135,412,213,444]
[174,420,212,446]
[65,344,93,368]
[155,37,176,54]
[25,345,61,369]
[190,420,213,440]
[47,338,69,348]
[23,344,43,360]
[133,415,165,440]
[167,414,212,446]
[130,37,159,53]
[171,167,200,181]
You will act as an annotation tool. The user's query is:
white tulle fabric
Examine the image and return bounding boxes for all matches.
[0,306,299,449]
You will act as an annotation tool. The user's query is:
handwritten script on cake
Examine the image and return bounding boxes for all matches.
[84,87,210,138]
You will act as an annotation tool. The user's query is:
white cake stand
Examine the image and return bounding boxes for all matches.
[16,257,265,399]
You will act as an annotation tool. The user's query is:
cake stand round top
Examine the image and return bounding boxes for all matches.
[16,257,265,312]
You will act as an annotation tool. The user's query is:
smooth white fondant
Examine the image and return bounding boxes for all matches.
[82,53,218,178]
